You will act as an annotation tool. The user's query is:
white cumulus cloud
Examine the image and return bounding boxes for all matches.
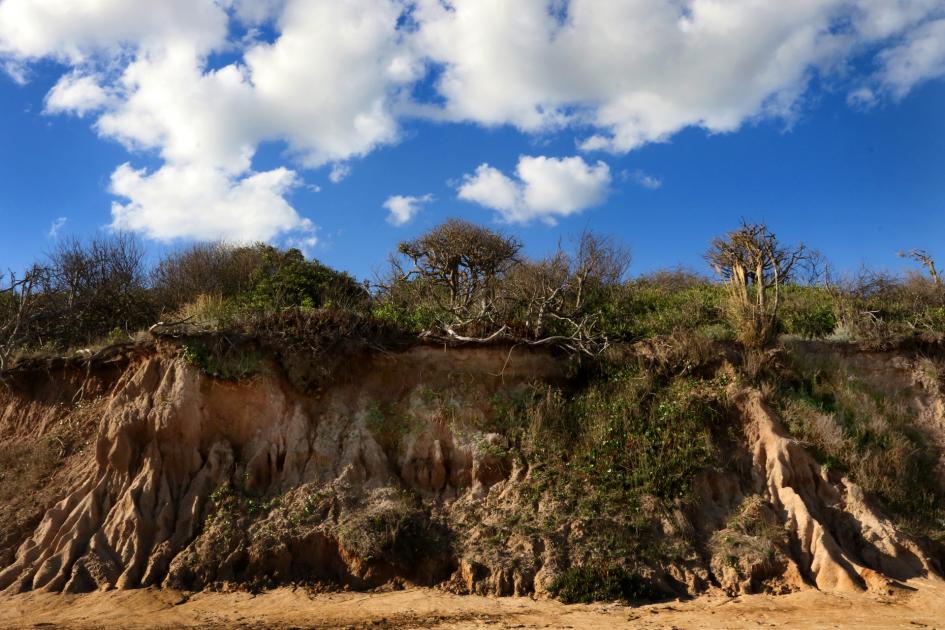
[875,18,945,98]
[383,194,433,226]
[109,163,311,243]
[458,155,611,224]
[0,0,227,62]
[2,0,945,243]
[45,73,114,117]
[0,0,415,245]
[412,0,945,153]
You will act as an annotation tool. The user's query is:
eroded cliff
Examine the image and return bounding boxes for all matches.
[0,340,942,600]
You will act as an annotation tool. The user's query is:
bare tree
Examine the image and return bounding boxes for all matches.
[505,231,630,354]
[43,232,155,346]
[0,265,49,371]
[152,241,264,311]
[393,219,522,338]
[382,221,628,355]
[899,249,941,287]
[571,231,632,309]
[801,249,829,286]
[706,221,806,349]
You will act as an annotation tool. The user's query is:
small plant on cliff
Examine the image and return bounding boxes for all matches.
[182,339,263,380]
[709,496,788,589]
[364,400,416,458]
[338,492,450,570]
[549,564,659,604]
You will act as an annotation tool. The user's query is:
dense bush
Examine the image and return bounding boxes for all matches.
[377,222,629,353]
[0,234,157,357]
[549,564,659,604]
[156,243,368,315]
[151,241,263,310]
[830,271,945,344]
[244,245,367,311]
[598,271,729,341]
[779,285,837,339]
[1,238,372,362]
[4,219,945,367]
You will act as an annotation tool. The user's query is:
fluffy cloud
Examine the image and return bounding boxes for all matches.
[44,73,114,117]
[0,0,227,61]
[224,0,287,26]
[0,0,415,244]
[329,164,352,184]
[413,0,945,152]
[458,155,611,224]
[2,0,945,243]
[875,18,945,98]
[109,163,311,242]
[383,194,433,226]
[456,165,522,215]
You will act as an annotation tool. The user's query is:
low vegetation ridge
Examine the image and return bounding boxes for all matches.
[1,220,944,604]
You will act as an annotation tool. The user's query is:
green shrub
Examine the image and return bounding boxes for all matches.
[572,375,724,501]
[338,494,449,568]
[371,299,439,334]
[598,275,729,342]
[245,246,367,311]
[779,285,836,338]
[778,354,945,540]
[364,400,416,458]
[549,564,659,604]
[182,339,264,380]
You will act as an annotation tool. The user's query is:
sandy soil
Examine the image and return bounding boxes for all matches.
[2,579,944,630]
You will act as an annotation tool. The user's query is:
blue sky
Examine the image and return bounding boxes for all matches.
[1,1,944,283]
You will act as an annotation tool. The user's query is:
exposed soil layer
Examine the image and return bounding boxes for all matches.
[1,340,943,603]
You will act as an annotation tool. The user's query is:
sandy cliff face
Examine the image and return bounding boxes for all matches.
[0,343,941,598]
[0,346,564,593]
[737,390,933,593]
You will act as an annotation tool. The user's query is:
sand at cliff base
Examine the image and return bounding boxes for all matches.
[3,579,945,629]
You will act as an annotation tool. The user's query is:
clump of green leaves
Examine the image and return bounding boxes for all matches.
[598,271,730,342]
[549,564,659,604]
[779,285,837,339]
[371,298,440,334]
[476,347,733,581]
[364,400,416,459]
[338,492,450,569]
[182,338,263,380]
[244,245,367,312]
[571,376,723,501]
[709,496,788,590]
